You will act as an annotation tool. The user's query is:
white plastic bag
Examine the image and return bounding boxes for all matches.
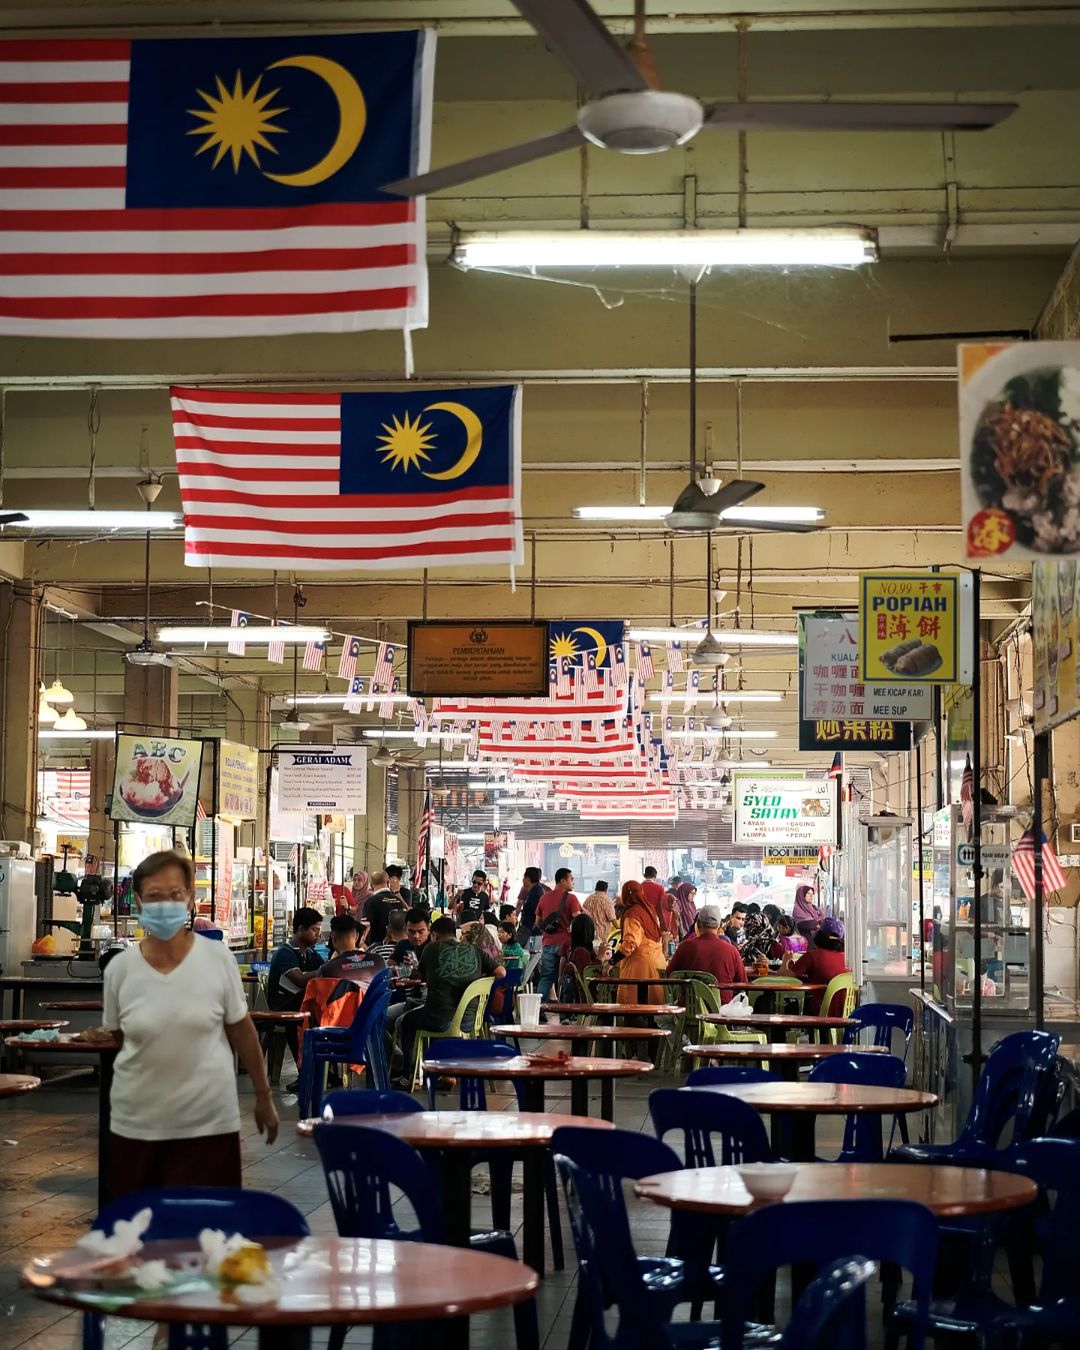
[716,992,752,1017]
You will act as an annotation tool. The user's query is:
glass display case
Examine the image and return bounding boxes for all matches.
[935,805,1033,1015]
[861,815,913,977]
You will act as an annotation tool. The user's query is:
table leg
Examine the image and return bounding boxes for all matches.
[98,1050,116,1212]
[600,1077,614,1122]
[570,1078,589,1116]
[521,1079,545,1114]
[440,1151,473,1248]
[522,1145,545,1275]
[774,1059,801,1084]
[785,1112,816,1163]
[257,1328,311,1350]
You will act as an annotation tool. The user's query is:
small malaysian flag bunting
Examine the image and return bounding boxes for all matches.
[379,677,399,719]
[374,642,395,689]
[344,676,365,713]
[303,636,325,672]
[338,636,362,682]
[637,641,655,681]
[556,657,571,698]
[227,610,248,656]
[1012,829,1068,902]
[583,651,600,693]
[684,669,699,711]
[267,624,285,665]
[667,640,684,673]
[611,643,627,687]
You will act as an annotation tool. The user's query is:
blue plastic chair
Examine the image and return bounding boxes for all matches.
[842,1004,914,1059]
[649,1087,772,1167]
[890,1029,1061,1166]
[485,965,524,1027]
[685,1066,780,1088]
[313,1123,538,1350]
[296,968,391,1117]
[808,1053,907,1161]
[551,1126,724,1348]
[554,1152,723,1350]
[82,1188,309,1350]
[780,1257,876,1350]
[722,1199,939,1350]
[320,1087,422,1119]
[886,1137,1080,1348]
[422,1037,564,1267]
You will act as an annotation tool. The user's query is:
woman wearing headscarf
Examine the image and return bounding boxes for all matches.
[742,902,777,965]
[793,883,825,939]
[349,870,373,921]
[673,882,699,940]
[615,879,666,1006]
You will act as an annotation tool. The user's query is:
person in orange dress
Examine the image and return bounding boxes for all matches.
[615,879,667,1006]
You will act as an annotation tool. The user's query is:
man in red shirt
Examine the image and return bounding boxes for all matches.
[534,867,582,1002]
[667,905,747,1000]
[641,866,666,910]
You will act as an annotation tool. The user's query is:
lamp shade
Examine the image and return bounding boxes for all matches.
[43,678,74,706]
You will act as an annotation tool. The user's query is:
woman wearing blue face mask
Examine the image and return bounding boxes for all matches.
[102,849,278,1199]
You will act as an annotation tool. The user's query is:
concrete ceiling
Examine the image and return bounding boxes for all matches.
[7,0,1076,770]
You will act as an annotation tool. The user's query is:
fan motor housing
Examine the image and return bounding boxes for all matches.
[578,90,704,153]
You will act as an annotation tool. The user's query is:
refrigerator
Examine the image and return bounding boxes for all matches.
[0,857,37,976]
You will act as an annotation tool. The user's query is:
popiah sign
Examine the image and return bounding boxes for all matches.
[859,573,960,684]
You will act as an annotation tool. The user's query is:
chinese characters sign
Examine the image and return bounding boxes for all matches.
[733,773,835,847]
[959,341,1080,562]
[859,573,960,683]
[1032,558,1080,734]
[801,718,912,752]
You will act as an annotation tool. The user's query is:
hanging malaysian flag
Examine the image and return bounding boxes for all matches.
[1012,829,1068,902]
[344,675,365,713]
[582,651,600,693]
[227,610,248,655]
[0,32,433,339]
[267,623,285,665]
[960,754,974,842]
[667,640,684,673]
[637,642,655,681]
[556,657,571,698]
[684,669,699,712]
[379,677,399,718]
[373,642,395,689]
[828,750,844,780]
[610,643,627,688]
[171,384,522,570]
[414,788,434,893]
[338,636,362,682]
[303,635,325,672]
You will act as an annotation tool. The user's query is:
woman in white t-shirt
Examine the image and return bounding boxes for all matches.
[102,849,278,1199]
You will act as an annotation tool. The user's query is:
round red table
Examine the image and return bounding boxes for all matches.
[421,1053,653,1120]
[0,1019,68,1031]
[543,1002,681,1018]
[492,1022,669,1060]
[682,1040,888,1082]
[701,1012,857,1036]
[690,1080,938,1161]
[24,1234,537,1350]
[300,1108,613,1274]
[5,1034,120,1208]
[635,1162,1036,1219]
[0,1072,41,1097]
[39,1000,103,1012]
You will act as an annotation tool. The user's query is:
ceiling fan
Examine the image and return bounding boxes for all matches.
[666,280,822,534]
[383,0,1016,197]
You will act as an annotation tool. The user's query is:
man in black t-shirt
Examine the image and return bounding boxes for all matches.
[518,866,547,948]
[363,869,406,944]
[455,870,492,925]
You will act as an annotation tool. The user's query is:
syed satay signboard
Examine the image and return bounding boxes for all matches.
[733,773,834,847]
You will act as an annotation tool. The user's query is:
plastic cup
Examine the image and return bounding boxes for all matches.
[517,992,542,1029]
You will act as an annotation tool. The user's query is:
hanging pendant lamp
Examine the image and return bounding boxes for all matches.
[37,684,59,725]
[54,706,87,731]
[43,677,74,705]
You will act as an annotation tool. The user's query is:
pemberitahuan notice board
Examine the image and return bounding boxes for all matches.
[407,620,550,697]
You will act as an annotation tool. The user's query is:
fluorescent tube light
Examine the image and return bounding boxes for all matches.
[454,228,878,270]
[468,781,509,790]
[650,692,782,704]
[158,625,330,646]
[629,628,798,648]
[363,729,470,742]
[277,693,414,706]
[670,729,778,739]
[10,511,183,531]
[572,505,824,523]
[40,728,114,740]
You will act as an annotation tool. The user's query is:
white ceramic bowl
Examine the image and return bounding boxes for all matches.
[737,1163,798,1201]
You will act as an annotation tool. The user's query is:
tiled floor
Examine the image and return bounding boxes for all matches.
[0,1052,897,1349]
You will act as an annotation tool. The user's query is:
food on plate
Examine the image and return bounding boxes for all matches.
[880,638,922,670]
[892,642,942,675]
[217,1243,272,1286]
[969,366,1080,552]
[800,799,828,818]
[120,755,185,814]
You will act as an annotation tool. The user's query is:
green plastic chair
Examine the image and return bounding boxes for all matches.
[748,974,808,1014]
[411,976,495,1087]
[681,978,767,1071]
[819,972,857,1042]
[582,962,612,1004]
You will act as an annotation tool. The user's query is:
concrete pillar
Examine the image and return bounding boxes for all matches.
[87,736,115,864]
[0,582,42,843]
[123,661,178,735]
[351,757,387,876]
[396,765,425,879]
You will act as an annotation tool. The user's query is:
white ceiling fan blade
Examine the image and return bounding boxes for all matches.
[703,101,1016,132]
[717,515,824,534]
[382,127,584,197]
[510,0,649,96]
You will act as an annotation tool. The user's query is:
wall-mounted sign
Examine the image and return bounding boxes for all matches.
[277,746,367,814]
[110,734,205,828]
[956,842,1011,869]
[217,739,259,821]
[859,573,966,684]
[801,614,931,721]
[800,718,912,752]
[733,773,835,847]
[960,341,1080,562]
[1032,557,1080,734]
[763,845,820,868]
[407,620,550,697]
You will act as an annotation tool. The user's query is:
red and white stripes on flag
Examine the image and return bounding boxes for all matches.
[555,658,571,698]
[338,636,361,682]
[637,642,655,681]
[344,676,365,713]
[414,788,434,891]
[0,35,432,339]
[582,652,599,693]
[267,624,285,665]
[374,642,395,689]
[1012,830,1068,902]
[667,640,684,673]
[610,643,627,688]
[960,755,974,841]
[379,679,398,718]
[303,636,325,672]
[227,610,248,655]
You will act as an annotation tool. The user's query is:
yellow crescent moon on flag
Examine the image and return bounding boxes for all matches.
[573,626,608,669]
[262,55,366,187]
[421,402,484,481]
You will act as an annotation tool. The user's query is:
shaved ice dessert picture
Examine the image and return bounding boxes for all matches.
[120,754,188,818]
